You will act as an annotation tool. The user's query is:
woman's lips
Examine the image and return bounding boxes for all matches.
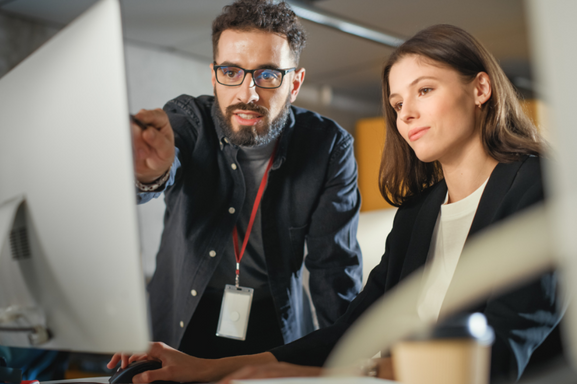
[408,127,430,142]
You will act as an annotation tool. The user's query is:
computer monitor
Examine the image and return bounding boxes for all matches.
[0,0,149,353]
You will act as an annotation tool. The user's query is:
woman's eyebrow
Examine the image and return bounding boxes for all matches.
[410,76,438,86]
[390,76,439,99]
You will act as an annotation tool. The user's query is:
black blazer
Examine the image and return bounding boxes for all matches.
[271,156,561,381]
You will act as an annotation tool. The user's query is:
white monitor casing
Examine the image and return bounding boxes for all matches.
[0,0,149,353]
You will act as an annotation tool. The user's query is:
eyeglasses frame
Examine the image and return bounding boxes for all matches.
[213,64,297,89]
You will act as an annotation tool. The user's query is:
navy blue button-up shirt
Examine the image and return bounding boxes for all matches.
[140,95,363,348]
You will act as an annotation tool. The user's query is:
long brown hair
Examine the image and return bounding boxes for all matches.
[379,24,542,207]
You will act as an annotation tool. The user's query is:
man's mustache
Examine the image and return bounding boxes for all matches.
[226,102,269,118]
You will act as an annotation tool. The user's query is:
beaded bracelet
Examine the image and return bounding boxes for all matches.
[135,167,171,192]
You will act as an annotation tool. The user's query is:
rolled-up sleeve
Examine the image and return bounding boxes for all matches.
[136,147,182,204]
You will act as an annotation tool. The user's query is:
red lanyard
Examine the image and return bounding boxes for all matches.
[232,145,277,287]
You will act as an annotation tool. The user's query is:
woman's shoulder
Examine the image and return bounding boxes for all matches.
[518,154,542,176]
[501,155,543,192]
[489,155,544,215]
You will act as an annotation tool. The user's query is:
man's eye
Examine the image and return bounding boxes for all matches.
[221,68,241,77]
[259,71,279,80]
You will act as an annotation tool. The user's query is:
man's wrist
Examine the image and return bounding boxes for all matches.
[135,167,171,192]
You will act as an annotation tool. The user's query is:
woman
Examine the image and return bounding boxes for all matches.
[108,24,560,383]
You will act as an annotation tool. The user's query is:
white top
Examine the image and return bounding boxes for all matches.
[417,178,489,321]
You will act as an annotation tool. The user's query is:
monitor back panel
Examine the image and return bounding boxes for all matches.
[0,0,149,353]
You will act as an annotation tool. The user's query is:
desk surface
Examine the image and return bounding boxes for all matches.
[42,377,396,384]
[232,378,396,384]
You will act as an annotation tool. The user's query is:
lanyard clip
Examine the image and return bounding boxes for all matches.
[235,263,240,288]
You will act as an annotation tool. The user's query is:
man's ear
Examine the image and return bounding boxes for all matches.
[289,68,306,103]
[210,63,216,89]
[474,72,491,107]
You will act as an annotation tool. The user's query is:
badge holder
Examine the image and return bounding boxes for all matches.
[216,145,275,341]
[216,284,253,340]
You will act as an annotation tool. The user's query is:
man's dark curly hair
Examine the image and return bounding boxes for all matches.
[212,0,307,64]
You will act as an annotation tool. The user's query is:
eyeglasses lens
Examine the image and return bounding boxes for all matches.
[216,67,283,88]
[217,67,244,84]
[254,69,282,88]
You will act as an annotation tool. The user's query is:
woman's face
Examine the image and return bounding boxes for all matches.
[388,54,485,164]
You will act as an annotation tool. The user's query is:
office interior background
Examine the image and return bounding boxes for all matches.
[0,0,553,379]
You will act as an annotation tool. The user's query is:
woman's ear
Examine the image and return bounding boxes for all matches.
[474,72,492,107]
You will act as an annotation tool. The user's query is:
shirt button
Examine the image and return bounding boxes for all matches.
[191,289,197,297]
[209,250,216,257]
[179,321,184,328]
[231,163,237,170]
[229,207,235,214]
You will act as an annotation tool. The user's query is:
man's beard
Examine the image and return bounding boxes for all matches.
[214,92,291,147]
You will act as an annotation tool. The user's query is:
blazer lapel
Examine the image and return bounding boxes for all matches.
[400,181,448,280]
[468,161,523,238]
[448,160,524,315]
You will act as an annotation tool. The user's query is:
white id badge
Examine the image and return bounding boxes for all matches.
[216,284,254,340]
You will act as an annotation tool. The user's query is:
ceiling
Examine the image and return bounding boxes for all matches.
[0,0,533,121]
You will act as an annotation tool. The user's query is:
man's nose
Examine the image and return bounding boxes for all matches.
[236,73,260,104]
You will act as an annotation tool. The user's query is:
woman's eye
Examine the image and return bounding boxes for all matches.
[419,88,432,96]
[393,102,402,112]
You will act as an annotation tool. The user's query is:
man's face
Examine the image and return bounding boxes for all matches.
[211,29,305,146]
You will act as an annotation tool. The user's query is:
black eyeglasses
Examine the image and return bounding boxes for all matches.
[213,64,296,89]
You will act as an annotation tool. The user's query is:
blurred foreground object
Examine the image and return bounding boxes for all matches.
[393,313,493,384]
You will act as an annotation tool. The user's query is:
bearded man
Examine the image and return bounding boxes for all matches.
[132,0,362,358]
